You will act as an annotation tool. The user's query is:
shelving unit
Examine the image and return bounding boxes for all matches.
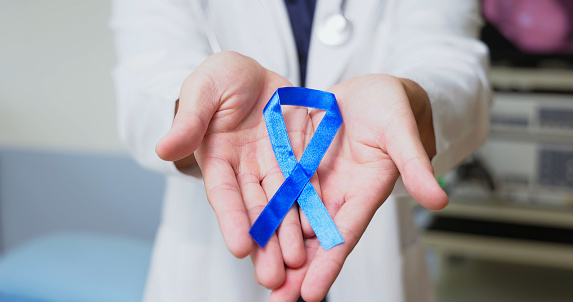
[422,199,573,270]
[420,86,573,270]
[431,199,573,229]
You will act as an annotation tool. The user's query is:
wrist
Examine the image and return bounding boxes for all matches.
[399,78,437,159]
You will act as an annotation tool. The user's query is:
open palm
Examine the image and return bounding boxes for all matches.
[156,51,311,289]
[271,75,449,302]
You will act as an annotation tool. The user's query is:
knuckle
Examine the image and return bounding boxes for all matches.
[236,169,261,187]
[321,252,345,271]
[278,218,301,232]
[336,224,361,246]
[207,181,239,198]
[265,165,284,179]
[246,204,268,219]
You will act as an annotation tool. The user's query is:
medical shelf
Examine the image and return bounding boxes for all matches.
[423,231,573,270]
[490,67,573,92]
[431,199,573,229]
[421,199,573,270]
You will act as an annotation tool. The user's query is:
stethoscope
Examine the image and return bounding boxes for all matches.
[317,0,352,47]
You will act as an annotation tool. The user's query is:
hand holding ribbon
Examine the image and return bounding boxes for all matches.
[156,52,448,301]
[269,75,448,302]
[156,51,311,289]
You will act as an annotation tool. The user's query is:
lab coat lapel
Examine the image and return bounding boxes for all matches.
[259,0,300,85]
[207,0,299,84]
[307,0,381,90]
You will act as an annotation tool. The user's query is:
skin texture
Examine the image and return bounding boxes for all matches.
[156,52,448,301]
[271,75,446,302]
[156,51,310,289]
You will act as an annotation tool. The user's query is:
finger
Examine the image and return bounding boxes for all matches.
[265,106,311,267]
[300,195,380,302]
[291,107,318,238]
[155,72,221,162]
[310,118,346,226]
[250,236,285,289]
[299,175,321,239]
[382,111,448,210]
[269,267,303,302]
[269,239,321,302]
[261,165,306,269]
[279,206,306,268]
[201,156,252,258]
[238,166,286,289]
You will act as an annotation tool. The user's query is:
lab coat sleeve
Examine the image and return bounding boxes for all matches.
[383,0,491,176]
[110,0,211,176]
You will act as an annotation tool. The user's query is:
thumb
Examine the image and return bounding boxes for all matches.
[155,72,221,162]
[383,112,448,211]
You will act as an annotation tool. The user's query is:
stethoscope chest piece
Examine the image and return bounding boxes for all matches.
[317,12,353,47]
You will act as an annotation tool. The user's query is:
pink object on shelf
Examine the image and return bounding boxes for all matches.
[482,0,572,53]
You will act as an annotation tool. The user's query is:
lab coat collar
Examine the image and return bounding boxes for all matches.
[307,0,384,90]
[260,0,300,85]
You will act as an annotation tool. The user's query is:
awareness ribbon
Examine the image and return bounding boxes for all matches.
[249,87,344,250]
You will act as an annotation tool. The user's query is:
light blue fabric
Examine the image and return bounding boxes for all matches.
[0,232,152,302]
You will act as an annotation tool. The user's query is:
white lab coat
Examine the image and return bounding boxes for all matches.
[111,0,490,301]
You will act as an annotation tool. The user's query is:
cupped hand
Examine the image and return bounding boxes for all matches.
[155,51,311,289]
[270,75,449,302]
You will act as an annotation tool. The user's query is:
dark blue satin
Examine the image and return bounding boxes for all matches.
[249,87,344,250]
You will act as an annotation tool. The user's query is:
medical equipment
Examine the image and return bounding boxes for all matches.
[470,2,573,205]
[317,0,352,46]
[476,92,573,206]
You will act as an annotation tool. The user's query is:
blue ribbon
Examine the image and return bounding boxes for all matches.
[249,87,344,250]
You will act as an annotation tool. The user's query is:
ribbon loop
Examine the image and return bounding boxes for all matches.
[249,87,344,250]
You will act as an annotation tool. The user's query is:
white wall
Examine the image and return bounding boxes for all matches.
[0,0,123,153]
[0,1,165,253]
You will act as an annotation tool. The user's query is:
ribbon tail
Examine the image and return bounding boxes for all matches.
[298,182,344,250]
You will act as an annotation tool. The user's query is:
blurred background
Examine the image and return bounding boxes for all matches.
[421,0,573,301]
[0,1,164,301]
[1,0,573,301]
